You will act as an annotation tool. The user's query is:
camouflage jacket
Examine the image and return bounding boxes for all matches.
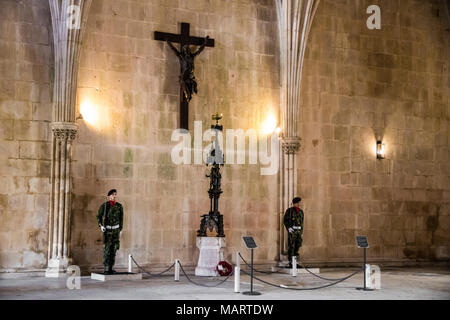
[97,202,124,231]
[283,207,304,232]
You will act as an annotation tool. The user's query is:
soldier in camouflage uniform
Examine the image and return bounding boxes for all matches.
[97,189,124,274]
[283,197,304,268]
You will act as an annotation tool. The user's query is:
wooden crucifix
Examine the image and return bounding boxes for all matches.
[154,22,214,130]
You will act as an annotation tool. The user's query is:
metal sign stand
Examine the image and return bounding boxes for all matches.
[356,236,374,291]
[242,236,261,296]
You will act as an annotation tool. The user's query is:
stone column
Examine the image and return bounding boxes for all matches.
[46,123,77,276]
[46,0,92,277]
[279,137,301,258]
[275,0,320,263]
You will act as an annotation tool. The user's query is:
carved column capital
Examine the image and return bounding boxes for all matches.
[281,137,301,154]
[51,122,78,141]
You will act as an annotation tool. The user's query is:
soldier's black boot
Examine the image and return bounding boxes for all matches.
[104,266,109,274]
[107,265,114,274]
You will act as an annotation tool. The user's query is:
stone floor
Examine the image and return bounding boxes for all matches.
[0,266,449,300]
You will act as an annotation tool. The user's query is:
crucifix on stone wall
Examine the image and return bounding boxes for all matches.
[154,22,214,130]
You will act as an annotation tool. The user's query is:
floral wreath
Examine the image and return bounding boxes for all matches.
[216,261,233,276]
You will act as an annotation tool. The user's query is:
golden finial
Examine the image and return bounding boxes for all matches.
[212,112,223,125]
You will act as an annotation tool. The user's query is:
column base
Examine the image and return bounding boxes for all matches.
[277,255,289,268]
[45,257,70,278]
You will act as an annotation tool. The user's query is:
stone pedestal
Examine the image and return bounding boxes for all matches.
[195,237,226,276]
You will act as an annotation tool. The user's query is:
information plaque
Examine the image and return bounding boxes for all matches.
[242,236,257,249]
[356,236,369,248]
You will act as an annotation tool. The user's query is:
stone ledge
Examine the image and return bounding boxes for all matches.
[91,272,142,281]
[277,267,320,274]
[293,259,450,268]
[0,270,46,279]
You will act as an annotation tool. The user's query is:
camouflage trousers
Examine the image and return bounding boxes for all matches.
[103,230,120,267]
[287,231,303,262]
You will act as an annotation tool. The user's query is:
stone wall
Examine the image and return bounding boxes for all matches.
[298,0,450,265]
[1,0,448,272]
[72,0,280,269]
[0,0,52,271]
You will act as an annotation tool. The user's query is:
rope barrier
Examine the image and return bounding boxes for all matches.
[177,260,234,288]
[297,261,358,281]
[238,253,362,290]
[240,268,361,291]
[130,255,175,276]
[238,252,360,282]
[130,254,362,291]
[237,253,281,274]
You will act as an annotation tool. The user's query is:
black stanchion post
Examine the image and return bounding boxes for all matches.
[356,235,373,291]
[363,247,366,290]
[242,236,261,296]
[250,248,254,292]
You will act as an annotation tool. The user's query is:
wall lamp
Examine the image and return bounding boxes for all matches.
[376,139,385,159]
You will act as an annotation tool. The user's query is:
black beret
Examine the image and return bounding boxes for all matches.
[292,197,301,204]
[107,189,117,196]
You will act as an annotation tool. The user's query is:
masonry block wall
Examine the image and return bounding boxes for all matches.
[0,0,448,272]
[72,0,280,270]
[298,0,450,265]
[0,0,52,271]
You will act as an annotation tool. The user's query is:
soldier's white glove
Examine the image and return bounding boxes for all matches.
[100,226,106,232]
[288,227,294,233]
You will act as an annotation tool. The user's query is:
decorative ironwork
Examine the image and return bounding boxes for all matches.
[197,113,225,237]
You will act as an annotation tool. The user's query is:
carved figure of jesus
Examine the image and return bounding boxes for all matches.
[166,35,209,102]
